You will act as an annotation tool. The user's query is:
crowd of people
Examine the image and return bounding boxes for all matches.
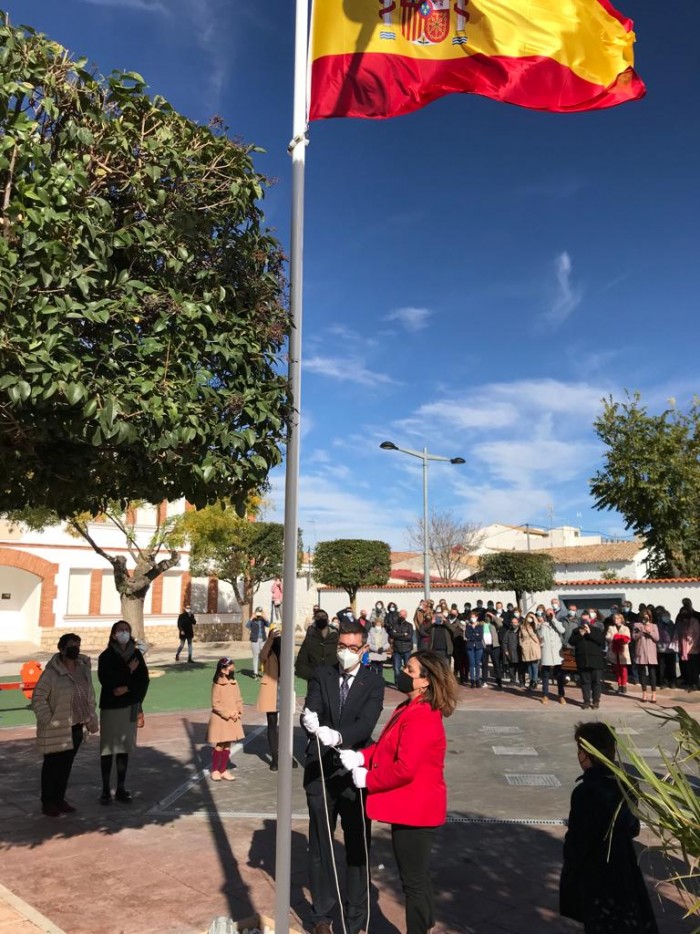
[303,595,700,710]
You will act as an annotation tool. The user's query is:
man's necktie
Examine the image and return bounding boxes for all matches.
[340,673,350,710]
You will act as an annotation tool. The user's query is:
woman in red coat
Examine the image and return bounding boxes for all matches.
[340,650,458,934]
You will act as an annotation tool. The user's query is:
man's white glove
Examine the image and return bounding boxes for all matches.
[301,708,320,734]
[351,767,368,789]
[316,726,342,747]
[339,749,364,771]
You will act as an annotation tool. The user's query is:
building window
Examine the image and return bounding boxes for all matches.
[66,570,91,615]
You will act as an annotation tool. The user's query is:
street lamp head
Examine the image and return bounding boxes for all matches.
[450,457,466,465]
[380,441,398,451]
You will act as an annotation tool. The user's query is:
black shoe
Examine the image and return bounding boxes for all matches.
[582,703,591,710]
[187,659,195,664]
[42,804,62,817]
[592,702,600,709]
[99,791,112,805]
[115,788,132,803]
[292,759,299,769]
[59,801,76,814]
[270,762,278,772]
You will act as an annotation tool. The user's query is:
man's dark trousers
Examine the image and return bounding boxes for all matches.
[302,663,384,934]
[307,778,370,934]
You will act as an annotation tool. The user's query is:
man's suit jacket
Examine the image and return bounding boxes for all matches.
[302,663,384,796]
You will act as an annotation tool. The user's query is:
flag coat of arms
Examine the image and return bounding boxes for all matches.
[309,0,645,119]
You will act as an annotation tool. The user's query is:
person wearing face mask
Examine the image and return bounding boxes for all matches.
[428,612,454,662]
[369,600,386,625]
[31,633,98,816]
[257,623,298,771]
[568,614,605,710]
[501,612,523,685]
[295,610,340,681]
[605,612,632,694]
[207,657,243,780]
[464,614,485,688]
[97,620,149,804]
[656,607,678,688]
[300,621,384,934]
[246,606,268,679]
[339,652,458,934]
[540,610,566,705]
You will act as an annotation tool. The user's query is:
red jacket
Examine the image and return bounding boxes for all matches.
[361,698,447,827]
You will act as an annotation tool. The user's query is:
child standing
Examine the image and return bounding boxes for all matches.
[606,612,632,694]
[560,721,658,933]
[207,657,243,781]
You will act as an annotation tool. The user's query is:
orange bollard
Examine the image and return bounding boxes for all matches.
[0,660,42,700]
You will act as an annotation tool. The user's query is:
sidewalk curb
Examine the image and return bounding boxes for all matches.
[0,881,67,933]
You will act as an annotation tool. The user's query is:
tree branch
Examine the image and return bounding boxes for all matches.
[68,517,117,566]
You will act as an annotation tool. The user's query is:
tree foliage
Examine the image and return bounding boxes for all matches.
[0,18,289,518]
[591,394,700,577]
[174,504,284,621]
[478,551,554,607]
[407,510,484,581]
[314,539,391,607]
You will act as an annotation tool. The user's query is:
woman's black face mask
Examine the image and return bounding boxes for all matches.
[64,645,80,660]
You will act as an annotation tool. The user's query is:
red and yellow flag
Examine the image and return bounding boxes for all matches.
[309,0,645,119]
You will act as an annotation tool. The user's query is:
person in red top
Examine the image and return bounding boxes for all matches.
[340,650,458,934]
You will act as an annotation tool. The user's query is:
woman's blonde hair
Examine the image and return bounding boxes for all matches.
[412,650,459,718]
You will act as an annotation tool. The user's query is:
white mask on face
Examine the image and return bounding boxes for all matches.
[115,631,130,645]
[338,648,361,671]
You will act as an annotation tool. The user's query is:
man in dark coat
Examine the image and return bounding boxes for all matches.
[569,613,606,709]
[560,721,658,933]
[295,610,339,681]
[175,603,196,663]
[300,621,384,934]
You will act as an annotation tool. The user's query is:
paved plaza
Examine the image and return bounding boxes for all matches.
[0,649,696,933]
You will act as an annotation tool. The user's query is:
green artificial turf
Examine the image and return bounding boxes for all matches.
[1,657,390,729]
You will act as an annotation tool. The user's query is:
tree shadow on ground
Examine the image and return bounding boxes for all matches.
[183,718,256,921]
[365,814,695,933]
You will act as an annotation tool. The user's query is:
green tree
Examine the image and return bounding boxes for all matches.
[478,551,554,608]
[0,17,289,518]
[591,394,700,577]
[174,504,284,622]
[314,539,391,609]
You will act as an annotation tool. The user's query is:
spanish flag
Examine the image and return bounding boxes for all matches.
[309,0,645,119]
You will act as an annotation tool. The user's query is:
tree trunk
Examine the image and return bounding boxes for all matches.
[120,592,147,642]
[515,589,524,611]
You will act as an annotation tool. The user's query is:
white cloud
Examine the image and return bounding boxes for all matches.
[303,355,397,387]
[541,251,582,328]
[83,0,169,16]
[472,439,599,486]
[267,471,413,545]
[383,307,433,332]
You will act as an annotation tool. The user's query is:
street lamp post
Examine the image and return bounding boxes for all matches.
[380,441,465,602]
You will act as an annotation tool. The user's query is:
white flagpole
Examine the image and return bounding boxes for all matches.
[275,0,309,930]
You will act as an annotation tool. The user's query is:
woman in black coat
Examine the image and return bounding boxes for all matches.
[97,620,150,804]
[560,721,658,933]
[569,614,606,709]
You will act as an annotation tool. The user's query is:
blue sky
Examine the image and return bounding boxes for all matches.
[9,0,700,549]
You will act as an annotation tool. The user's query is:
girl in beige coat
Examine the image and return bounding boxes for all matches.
[519,613,542,690]
[207,658,243,781]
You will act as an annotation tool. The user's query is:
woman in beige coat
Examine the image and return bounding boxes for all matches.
[256,625,297,771]
[207,657,243,781]
[519,613,542,690]
[31,633,98,816]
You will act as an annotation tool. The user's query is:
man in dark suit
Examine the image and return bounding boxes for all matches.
[301,621,384,934]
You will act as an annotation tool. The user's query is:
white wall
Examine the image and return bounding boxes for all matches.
[0,566,42,641]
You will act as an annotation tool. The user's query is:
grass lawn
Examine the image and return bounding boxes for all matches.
[1,659,392,729]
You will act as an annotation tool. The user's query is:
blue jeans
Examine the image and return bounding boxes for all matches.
[467,646,484,683]
[526,660,539,686]
[393,650,411,683]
